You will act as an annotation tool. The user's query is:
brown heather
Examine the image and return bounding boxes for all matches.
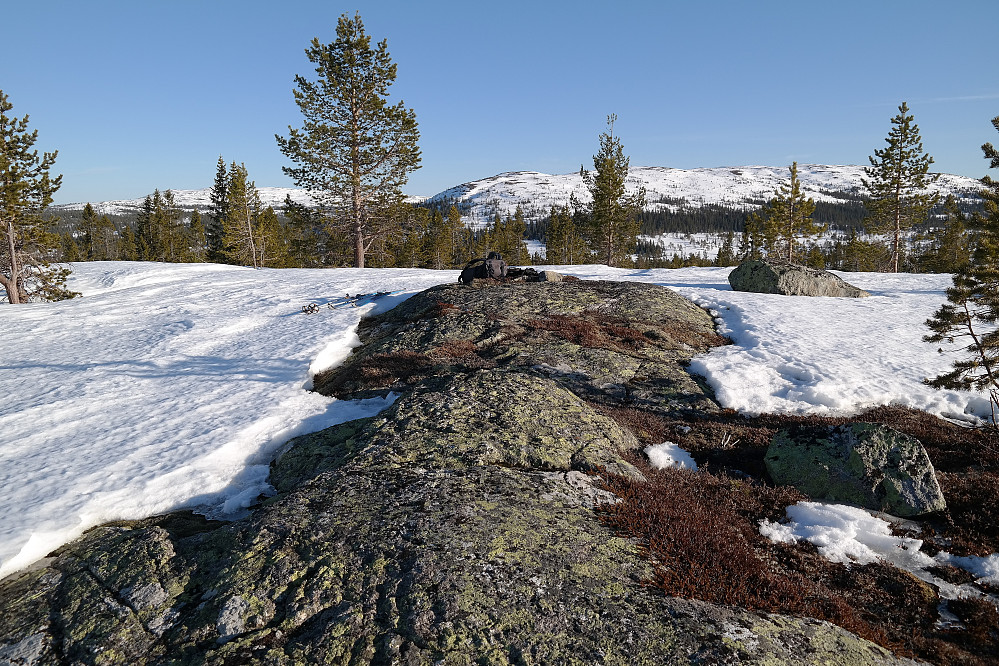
[596,404,999,665]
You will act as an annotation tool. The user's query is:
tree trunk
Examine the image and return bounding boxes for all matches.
[3,218,21,304]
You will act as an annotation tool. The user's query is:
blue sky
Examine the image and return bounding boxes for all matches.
[5,0,998,204]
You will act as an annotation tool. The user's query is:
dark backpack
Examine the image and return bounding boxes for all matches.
[458,258,487,285]
[484,256,507,279]
[458,254,508,285]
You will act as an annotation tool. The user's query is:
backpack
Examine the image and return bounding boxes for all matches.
[458,258,487,285]
[458,253,508,285]
[484,256,507,279]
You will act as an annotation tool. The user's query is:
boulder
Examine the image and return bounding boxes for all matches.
[729,258,870,297]
[765,423,946,517]
[538,269,563,282]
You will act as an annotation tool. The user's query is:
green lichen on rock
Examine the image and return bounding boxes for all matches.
[766,422,947,517]
[0,280,920,665]
[313,280,722,417]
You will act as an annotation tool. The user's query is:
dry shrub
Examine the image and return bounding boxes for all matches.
[658,320,731,350]
[429,339,477,359]
[527,315,607,348]
[936,471,999,556]
[317,351,432,398]
[429,300,461,317]
[600,465,811,610]
[593,403,999,664]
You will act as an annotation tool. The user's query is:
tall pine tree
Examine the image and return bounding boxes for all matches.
[276,12,421,268]
[862,102,939,272]
[222,163,263,267]
[0,89,76,303]
[924,116,999,424]
[581,114,645,266]
[751,162,822,262]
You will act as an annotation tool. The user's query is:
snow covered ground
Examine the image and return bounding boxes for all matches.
[0,262,989,580]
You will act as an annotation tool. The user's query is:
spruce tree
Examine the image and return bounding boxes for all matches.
[423,209,451,269]
[255,206,290,268]
[207,156,228,262]
[924,116,999,423]
[284,194,331,267]
[862,102,939,272]
[582,114,645,266]
[0,89,76,303]
[546,205,589,265]
[276,12,421,268]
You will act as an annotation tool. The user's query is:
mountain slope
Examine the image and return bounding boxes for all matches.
[52,164,983,228]
[427,165,983,229]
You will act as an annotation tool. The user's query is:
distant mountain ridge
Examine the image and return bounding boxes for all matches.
[54,164,983,227]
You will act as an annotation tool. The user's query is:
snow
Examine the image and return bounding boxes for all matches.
[644,442,698,471]
[0,261,991,580]
[423,165,982,227]
[760,502,999,601]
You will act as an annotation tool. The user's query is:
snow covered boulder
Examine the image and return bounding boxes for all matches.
[729,259,870,297]
[765,423,946,517]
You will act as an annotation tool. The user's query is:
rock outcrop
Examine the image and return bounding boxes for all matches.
[765,422,947,517]
[0,280,917,665]
[729,259,871,297]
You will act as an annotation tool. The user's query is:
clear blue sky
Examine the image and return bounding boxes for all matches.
[5,0,998,204]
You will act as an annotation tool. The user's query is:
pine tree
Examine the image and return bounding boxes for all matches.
[924,116,999,423]
[207,156,228,262]
[0,90,76,303]
[755,163,823,262]
[255,206,290,268]
[546,205,589,265]
[276,12,421,268]
[862,102,939,273]
[447,205,471,266]
[715,230,737,266]
[581,114,645,266]
[221,163,263,267]
[920,195,971,273]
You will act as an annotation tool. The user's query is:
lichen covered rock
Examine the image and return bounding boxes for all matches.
[0,280,919,665]
[729,259,870,297]
[765,422,947,517]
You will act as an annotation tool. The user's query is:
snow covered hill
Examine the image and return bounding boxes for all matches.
[52,187,316,217]
[52,164,983,228]
[428,165,983,229]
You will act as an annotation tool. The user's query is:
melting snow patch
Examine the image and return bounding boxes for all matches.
[761,501,999,602]
[644,442,698,471]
